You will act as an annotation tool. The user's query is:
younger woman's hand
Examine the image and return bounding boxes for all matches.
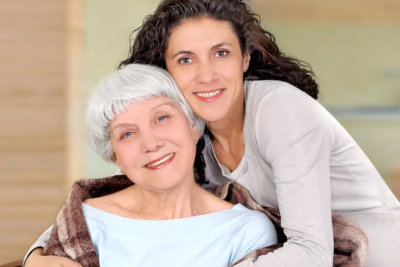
[24,248,83,267]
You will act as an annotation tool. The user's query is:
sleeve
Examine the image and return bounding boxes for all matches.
[244,86,335,266]
[23,225,53,266]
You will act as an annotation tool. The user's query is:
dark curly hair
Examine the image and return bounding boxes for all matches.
[119,0,318,98]
[119,0,319,184]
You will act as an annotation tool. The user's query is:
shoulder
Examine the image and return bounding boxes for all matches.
[83,186,132,217]
[245,80,320,114]
[234,205,276,231]
[245,80,329,133]
[229,205,277,244]
[199,186,235,213]
[244,80,336,161]
[84,192,116,209]
[245,80,333,133]
[246,80,306,97]
[228,205,278,261]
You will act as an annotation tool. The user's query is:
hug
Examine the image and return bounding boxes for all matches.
[24,0,400,266]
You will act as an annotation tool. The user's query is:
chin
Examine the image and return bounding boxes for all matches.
[203,114,226,124]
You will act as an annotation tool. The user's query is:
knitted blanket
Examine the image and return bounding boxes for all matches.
[44,175,368,267]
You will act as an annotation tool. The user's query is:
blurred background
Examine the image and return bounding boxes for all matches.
[0,0,399,263]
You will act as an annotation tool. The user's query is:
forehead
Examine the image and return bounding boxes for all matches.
[112,97,182,123]
[167,17,239,48]
[128,97,178,114]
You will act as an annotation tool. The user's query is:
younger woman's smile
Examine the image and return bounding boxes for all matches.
[194,88,225,102]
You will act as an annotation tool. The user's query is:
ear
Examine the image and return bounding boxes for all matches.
[242,51,250,73]
[112,152,118,162]
[190,124,200,142]
[112,153,124,173]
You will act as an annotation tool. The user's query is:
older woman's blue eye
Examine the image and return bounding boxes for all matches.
[122,132,133,139]
[157,115,167,122]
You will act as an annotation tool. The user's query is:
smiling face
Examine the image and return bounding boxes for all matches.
[165,17,250,125]
[110,96,199,193]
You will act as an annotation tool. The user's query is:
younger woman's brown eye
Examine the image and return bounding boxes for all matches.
[179,57,192,64]
[216,50,229,57]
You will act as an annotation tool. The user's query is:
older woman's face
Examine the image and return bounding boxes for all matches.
[165,17,250,124]
[109,96,199,192]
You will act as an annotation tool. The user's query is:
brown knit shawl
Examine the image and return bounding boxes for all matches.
[44,175,368,267]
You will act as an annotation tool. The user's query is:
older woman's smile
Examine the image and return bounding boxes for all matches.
[145,152,175,169]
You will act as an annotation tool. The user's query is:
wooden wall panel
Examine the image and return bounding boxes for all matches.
[0,0,81,262]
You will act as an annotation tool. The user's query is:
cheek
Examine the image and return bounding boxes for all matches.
[230,62,246,84]
[113,144,139,167]
[173,126,196,148]
[170,70,192,94]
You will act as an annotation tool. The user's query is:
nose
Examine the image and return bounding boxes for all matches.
[196,59,217,84]
[140,130,164,153]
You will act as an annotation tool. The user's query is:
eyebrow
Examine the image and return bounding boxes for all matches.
[109,102,178,133]
[110,123,136,135]
[171,42,233,59]
[149,102,177,113]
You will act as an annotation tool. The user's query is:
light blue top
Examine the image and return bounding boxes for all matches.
[82,203,277,267]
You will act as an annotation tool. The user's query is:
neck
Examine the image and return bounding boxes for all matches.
[125,179,207,220]
[207,95,245,147]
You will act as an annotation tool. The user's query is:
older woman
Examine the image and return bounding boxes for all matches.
[26,64,277,267]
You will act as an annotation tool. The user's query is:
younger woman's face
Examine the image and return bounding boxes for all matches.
[165,17,250,124]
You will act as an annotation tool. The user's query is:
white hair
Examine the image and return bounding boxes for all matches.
[86,64,205,161]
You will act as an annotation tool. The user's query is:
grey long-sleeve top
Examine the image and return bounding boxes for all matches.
[202,80,400,267]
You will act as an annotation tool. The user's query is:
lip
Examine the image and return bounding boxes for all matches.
[193,88,224,103]
[145,152,175,170]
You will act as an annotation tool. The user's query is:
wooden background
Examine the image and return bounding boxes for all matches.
[0,0,82,262]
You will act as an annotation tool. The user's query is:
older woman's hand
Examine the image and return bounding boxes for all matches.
[24,248,82,267]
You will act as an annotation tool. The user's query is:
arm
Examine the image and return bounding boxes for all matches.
[24,248,82,267]
[24,226,52,265]
[23,226,82,267]
[243,84,335,266]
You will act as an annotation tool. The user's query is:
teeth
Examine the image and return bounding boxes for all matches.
[195,89,222,98]
[146,153,174,168]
